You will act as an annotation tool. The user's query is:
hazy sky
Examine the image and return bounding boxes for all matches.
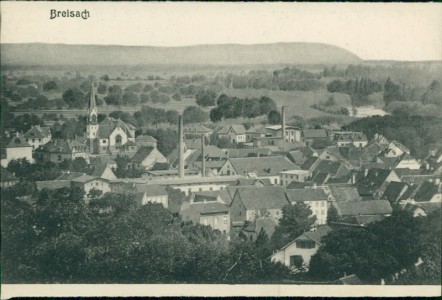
[1,2,441,61]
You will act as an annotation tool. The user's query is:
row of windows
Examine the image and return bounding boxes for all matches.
[201,216,228,226]
[26,138,42,143]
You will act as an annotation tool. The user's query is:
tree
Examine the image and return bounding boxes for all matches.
[267,110,282,125]
[43,81,58,91]
[270,203,316,250]
[172,93,181,101]
[183,106,209,124]
[100,74,110,81]
[97,83,107,94]
[196,89,217,107]
[326,205,340,224]
[62,88,86,108]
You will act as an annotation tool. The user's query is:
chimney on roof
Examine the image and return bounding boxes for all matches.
[201,134,205,178]
[178,115,185,178]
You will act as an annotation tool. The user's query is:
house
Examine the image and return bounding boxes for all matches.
[1,136,34,167]
[395,168,437,185]
[301,156,321,171]
[384,140,410,157]
[70,175,111,200]
[302,129,328,147]
[180,193,230,236]
[134,184,169,208]
[412,180,441,203]
[395,154,421,170]
[423,148,442,174]
[357,168,400,198]
[55,171,85,181]
[23,125,52,150]
[327,185,362,202]
[402,202,442,217]
[265,125,302,143]
[141,168,200,180]
[34,138,89,164]
[233,178,273,187]
[287,147,316,166]
[270,225,333,268]
[0,168,19,188]
[229,186,290,224]
[382,181,410,204]
[217,125,246,144]
[90,164,117,180]
[312,160,350,179]
[333,200,393,225]
[279,169,312,186]
[135,135,157,148]
[246,126,267,142]
[219,156,297,185]
[333,131,368,148]
[90,156,117,170]
[127,147,167,171]
[184,124,213,139]
[226,148,272,158]
[285,189,330,225]
[242,217,278,242]
[184,138,203,150]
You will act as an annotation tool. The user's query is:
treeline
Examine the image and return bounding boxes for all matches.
[209,94,277,122]
[327,78,382,106]
[2,187,290,284]
[346,113,442,158]
[311,96,350,116]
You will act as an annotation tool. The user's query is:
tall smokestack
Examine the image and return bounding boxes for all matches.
[201,135,206,177]
[178,115,185,178]
[282,106,286,150]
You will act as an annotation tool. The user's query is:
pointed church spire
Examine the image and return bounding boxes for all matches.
[88,77,98,124]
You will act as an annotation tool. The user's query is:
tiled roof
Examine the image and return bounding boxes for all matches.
[328,186,361,202]
[413,181,440,202]
[243,217,278,238]
[6,136,31,148]
[185,138,202,150]
[382,181,408,203]
[36,180,71,190]
[130,147,155,163]
[314,160,345,176]
[391,140,410,154]
[136,135,157,143]
[218,125,246,135]
[24,125,51,139]
[357,168,393,196]
[226,148,272,158]
[309,172,330,184]
[97,117,136,139]
[181,202,229,224]
[192,190,233,205]
[71,175,98,183]
[279,225,333,251]
[135,184,167,197]
[56,172,84,181]
[301,157,319,170]
[228,156,297,176]
[37,139,87,153]
[234,186,289,210]
[286,181,313,189]
[286,188,329,203]
[302,129,328,139]
[334,200,392,216]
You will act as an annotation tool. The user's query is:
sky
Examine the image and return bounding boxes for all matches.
[1,2,441,61]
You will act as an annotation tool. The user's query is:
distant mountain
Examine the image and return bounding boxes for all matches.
[1,42,361,66]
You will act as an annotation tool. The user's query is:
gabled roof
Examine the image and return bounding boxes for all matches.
[334,200,392,216]
[36,139,87,153]
[226,148,272,158]
[382,181,408,203]
[309,172,330,184]
[184,124,212,133]
[97,117,136,139]
[390,140,410,154]
[36,180,71,190]
[71,174,99,183]
[181,202,229,224]
[286,188,329,203]
[286,181,313,189]
[56,172,84,181]
[328,185,361,202]
[227,156,297,176]
[130,147,155,163]
[6,136,31,148]
[336,274,363,285]
[357,168,394,196]
[243,217,278,238]
[234,186,289,210]
[278,225,333,251]
[135,184,168,197]
[301,157,319,170]
[302,129,328,139]
[218,125,246,135]
[24,125,51,139]
[136,135,157,143]
[90,164,115,178]
[413,181,440,202]
[185,138,202,150]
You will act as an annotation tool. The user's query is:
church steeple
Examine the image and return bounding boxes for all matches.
[88,78,98,124]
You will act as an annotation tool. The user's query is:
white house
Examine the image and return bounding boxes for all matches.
[127,147,168,171]
[23,125,52,150]
[134,184,169,208]
[279,169,312,186]
[70,175,111,200]
[271,225,333,269]
[1,136,34,167]
[217,125,246,144]
[285,189,330,225]
[395,154,421,170]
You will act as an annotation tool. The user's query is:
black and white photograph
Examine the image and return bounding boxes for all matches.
[1,2,441,298]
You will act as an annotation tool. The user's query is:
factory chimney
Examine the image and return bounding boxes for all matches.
[201,135,206,177]
[282,106,286,150]
[178,115,185,178]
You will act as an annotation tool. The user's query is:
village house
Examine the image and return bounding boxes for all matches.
[217,125,246,144]
[184,124,213,139]
[333,131,368,148]
[332,200,393,225]
[357,168,400,198]
[384,140,410,157]
[302,129,328,148]
[127,146,168,171]
[245,126,267,143]
[90,164,117,180]
[141,168,200,180]
[90,156,117,170]
[0,168,19,188]
[285,188,330,225]
[70,175,111,200]
[279,169,312,186]
[423,148,442,174]
[395,153,421,170]
[242,217,278,242]
[180,192,230,237]
[410,179,442,203]
[135,135,157,148]
[401,202,442,218]
[219,156,297,185]
[34,138,89,164]
[23,125,52,150]
[1,136,34,167]
[270,225,333,269]
[229,186,290,225]
[134,184,169,208]
[265,124,302,143]
[286,147,316,166]
[326,185,362,202]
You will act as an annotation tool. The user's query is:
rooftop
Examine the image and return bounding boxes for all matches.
[286,188,329,202]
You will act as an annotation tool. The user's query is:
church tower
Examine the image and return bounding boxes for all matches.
[86,79,99,153]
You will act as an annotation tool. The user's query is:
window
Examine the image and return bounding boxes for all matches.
[210,187,213,191]
[224,216,227,224]
[214,217,218,225]
[38,139,41,142]
[115,134,122,145]
[96,182,99,186]
[296,240,315,249]
[290,255,303,267]
[57,155,62,161]
[321,202,325,207]
[274,179,278,184]
[202,218,208,225]
[102,139,107,144]
[199,188,202,191]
